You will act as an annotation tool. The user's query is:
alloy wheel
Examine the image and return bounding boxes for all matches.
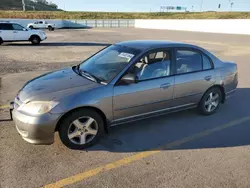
[204,92,219,112]
[67,116,98,145]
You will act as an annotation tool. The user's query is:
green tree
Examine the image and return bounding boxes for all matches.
[35,0,49,5]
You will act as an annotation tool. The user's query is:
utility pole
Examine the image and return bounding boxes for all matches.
[229,0,234,11]
[200,0,203,12]
[230,2,234,11]
[22,0,26,11]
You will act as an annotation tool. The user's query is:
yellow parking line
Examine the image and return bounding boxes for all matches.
[44,116,250,188]
[0,105,9,109]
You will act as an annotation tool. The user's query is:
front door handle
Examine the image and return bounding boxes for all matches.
[204,76,212,81]
[160,83,171,90]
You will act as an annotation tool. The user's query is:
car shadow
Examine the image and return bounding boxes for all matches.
[82,87,250,153]
[5,42,111,47]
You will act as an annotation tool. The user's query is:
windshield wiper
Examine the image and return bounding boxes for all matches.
[72,64,81,75]
[73,65,106,84]
[81,70,106,84]
[72,65,96,81]
[81,70,98,82]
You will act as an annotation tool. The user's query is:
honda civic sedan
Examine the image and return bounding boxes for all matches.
[11,40,238,149]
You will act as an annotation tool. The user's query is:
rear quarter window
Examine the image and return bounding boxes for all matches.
[203,55,213,70]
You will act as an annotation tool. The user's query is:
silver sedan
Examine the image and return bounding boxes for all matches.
[11,40,238,149]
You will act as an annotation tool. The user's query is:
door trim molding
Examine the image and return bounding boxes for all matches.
[111,103,196,126]
[114,98,173,111]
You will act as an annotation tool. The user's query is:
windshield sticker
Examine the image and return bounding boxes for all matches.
[118,52,134,60]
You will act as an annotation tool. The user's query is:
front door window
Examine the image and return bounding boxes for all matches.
[134,50,171,81]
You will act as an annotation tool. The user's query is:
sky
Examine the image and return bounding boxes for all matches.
[51,0,250,12]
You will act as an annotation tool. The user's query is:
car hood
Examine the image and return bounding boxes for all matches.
[17,67,100,103]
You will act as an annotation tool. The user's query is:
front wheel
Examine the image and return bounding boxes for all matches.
[30,36,41,45]
[198,87,222,115]
[0,38,3,45]
[58,109,105,149]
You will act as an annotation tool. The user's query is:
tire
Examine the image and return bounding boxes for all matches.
[0,38,3,45]
[48,26,54,31]
[29,26,34,29]
[58,109,105,149]
[30,35,41,45]
[198,87,222,115]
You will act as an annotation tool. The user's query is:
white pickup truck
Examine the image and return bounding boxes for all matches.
[27,20,55,31]
[0,22,47,45]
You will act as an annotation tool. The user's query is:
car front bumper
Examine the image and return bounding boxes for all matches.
[12,109,62,145]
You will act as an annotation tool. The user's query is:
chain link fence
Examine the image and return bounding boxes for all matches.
[63,19,135,28]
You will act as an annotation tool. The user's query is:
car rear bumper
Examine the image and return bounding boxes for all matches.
[12,109,62,145]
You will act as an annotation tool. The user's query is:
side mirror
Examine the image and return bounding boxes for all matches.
[121,73,136,84]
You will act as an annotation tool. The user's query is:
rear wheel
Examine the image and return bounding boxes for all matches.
[58,109,105,149]
[29,26,34,29]
[198,87,222,115]
[48,26,54,31]
[0,38,3,45]
[30,35,41,45]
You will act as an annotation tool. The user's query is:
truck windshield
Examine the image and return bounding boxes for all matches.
[79,45,140,83]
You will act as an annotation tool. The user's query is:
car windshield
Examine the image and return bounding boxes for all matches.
[79,45,140,83]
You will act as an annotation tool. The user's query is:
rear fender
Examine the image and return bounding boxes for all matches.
[217,62,238,93]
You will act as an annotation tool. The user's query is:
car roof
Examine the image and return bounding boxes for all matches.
[116,40,200,51]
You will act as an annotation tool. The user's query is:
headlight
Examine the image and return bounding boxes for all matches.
[18,101,59,115]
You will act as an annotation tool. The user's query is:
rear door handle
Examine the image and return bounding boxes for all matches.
[13,31,18,33]
[204,76,212,81]
[160,83,171,90]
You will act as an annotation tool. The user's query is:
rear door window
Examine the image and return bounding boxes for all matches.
[175,49,202,74]
[0,23,13,30]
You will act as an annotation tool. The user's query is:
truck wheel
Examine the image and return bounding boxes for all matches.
[30,36,41,45]
[48,26,54,31]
